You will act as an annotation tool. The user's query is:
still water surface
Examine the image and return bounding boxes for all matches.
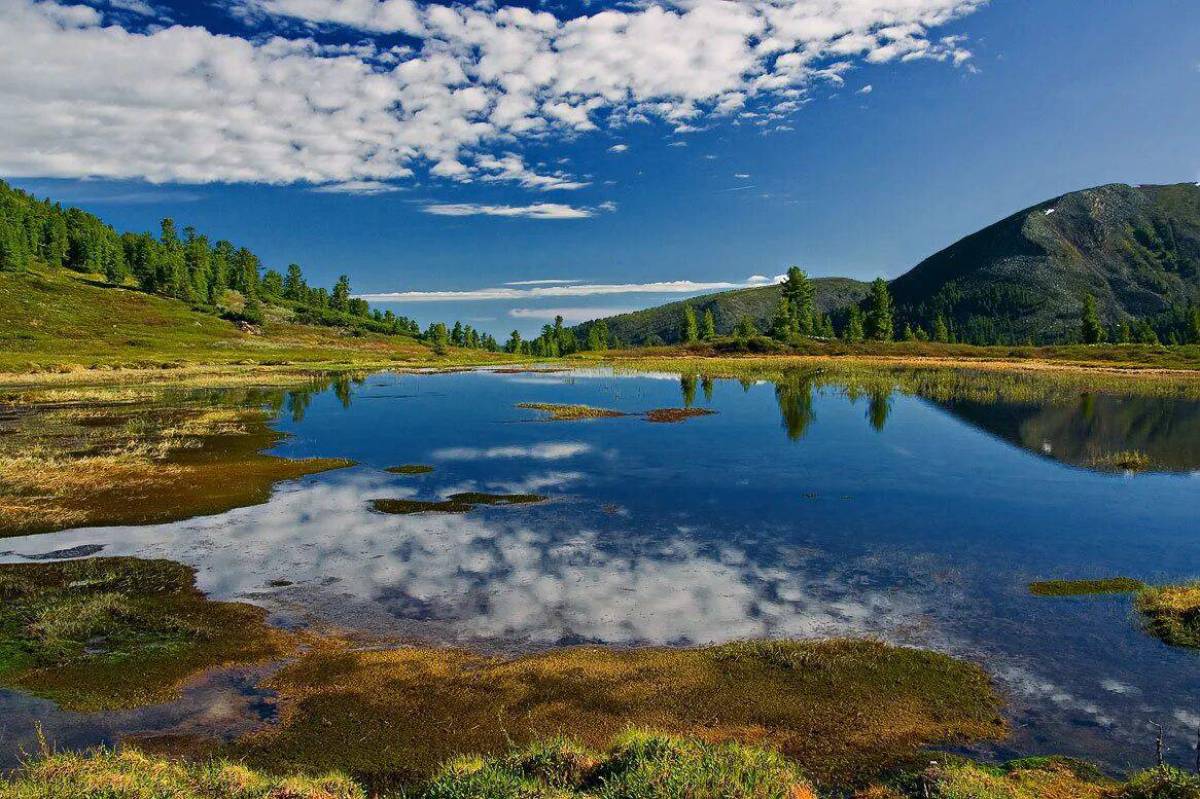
[2,367,1198,771]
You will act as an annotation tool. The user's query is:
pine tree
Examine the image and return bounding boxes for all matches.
[865,278,894,341]
[769,297,792,341]
[701,308,717,340]
[734,316,758,340]
[331,275,351,312]
[505,330,522,353]
[1081,294,1105,344]
[932,315,950,343]
[682,304,699,343]
[844,305,865,343]
[781,266,815,335]
[283,264,306,300]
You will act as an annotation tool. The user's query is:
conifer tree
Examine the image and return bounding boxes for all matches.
[682,304,699,343]
[865,278,894,341]
[701,308,717,340]
[844,305,865,343]
[1081,294,1105,344]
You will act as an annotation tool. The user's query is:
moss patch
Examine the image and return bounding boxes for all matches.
[644,408,718,423]
[237,638,1003,791]
[0,557,289,711]
[1028,578,1146,596]
[371,492,546,514]
[0,747,363,799]
[385,464,435,474]
[1136,582,1200,648]
[518,403,628,420]
[884,756,1116,799]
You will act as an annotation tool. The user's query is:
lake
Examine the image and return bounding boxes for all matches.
[2,366,1198,772]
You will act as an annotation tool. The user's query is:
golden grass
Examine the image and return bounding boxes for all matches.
[236,638,1003,791]
[644,408,718,423]
[1136,582,1200,648]
[1089,450,1152,472]
[1028,578,1146,597]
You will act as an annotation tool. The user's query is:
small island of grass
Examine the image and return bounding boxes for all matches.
[372,492,546,514]
[517,402,628,421]
[644,407,718,423]
[1028,577,1146,596]
[386,464,435,474]
[1090,450,1153,472]
[1136,581,1200,648]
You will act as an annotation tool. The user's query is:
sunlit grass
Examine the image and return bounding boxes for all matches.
[1136,582,1200,648]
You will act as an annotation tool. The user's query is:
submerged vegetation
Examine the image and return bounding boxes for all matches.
[1135,582,1200,648]
[518,402,629,420]
[1028,578,1146,596]
[0,558,287,711]
[238,638,1002,789]
[371,492,547,514]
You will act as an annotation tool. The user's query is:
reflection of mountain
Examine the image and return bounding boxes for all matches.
[934,394,1200,472]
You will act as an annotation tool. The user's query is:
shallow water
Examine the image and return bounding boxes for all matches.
[2,367,1199,772]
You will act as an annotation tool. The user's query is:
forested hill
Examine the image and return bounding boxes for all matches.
[573,278,870,346]
[0,179,499,352]
[889,182,1200,343]
[577,182,1200,346]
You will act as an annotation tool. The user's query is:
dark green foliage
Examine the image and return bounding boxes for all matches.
[865,277,894,341]
[682,304,699,343]
[1028,577,1145,596]
[1081,294,1106,344]
[702,308,717,340]
[1119,766,1200,799]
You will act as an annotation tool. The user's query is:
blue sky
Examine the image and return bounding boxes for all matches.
[3,0,1197,336]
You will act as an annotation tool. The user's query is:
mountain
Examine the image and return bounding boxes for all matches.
[573,278,870,346]
[890,182,1200,343]
[579,183,1200,346]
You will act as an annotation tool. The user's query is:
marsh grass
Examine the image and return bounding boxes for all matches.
[371,492,546,514]
[518,403,629,421]
[386,464,435,474]
[0,390,353,536]
[238,638,1002,790]
[1089,450,1153,472]
[895,757,1115,799]
[644,408,718,423]
[1135,582,1200,648]
[0,558,288,711]
[1028,578,1146,597]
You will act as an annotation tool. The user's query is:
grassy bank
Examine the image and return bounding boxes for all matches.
[6,737,1200,798]
[1136,582,1200,648]
[0,558,288,711]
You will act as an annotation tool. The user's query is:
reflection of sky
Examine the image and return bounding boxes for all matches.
[3,369,1200,771]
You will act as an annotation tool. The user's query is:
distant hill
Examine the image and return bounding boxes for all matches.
[889,182,1200,343]
[580,183,1200,346]
[573,278,870,346]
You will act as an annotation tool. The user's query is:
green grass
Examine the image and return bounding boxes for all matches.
[0,266,515,375]
[644,407,718,423]
[0,557,288,711]
[1028,578,1146,596]
[423,731,816,799]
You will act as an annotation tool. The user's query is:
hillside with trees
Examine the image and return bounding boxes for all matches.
[578,183,1200,347]
[571,278,870,347]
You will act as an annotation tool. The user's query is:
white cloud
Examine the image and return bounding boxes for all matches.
[420,202,597,219]
[0,0,983,187]
[504,279,587,286]
[856,84,874,94]
[310,180,404,195]
[734,172,751,178]
[432,443,593,460]
[509,307,638,322]
[359,276,774,301]
[608,144,629,153]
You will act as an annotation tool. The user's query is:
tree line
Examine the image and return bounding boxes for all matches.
[0,179,501,351]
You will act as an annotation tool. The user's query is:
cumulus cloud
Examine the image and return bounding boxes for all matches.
[310,180,404,195]
[608,144,629,153]
[0,0,983,187]
[421,202,597,219]
[358,276,777,301]
[856,84,874,94]
[509,307,638,322]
